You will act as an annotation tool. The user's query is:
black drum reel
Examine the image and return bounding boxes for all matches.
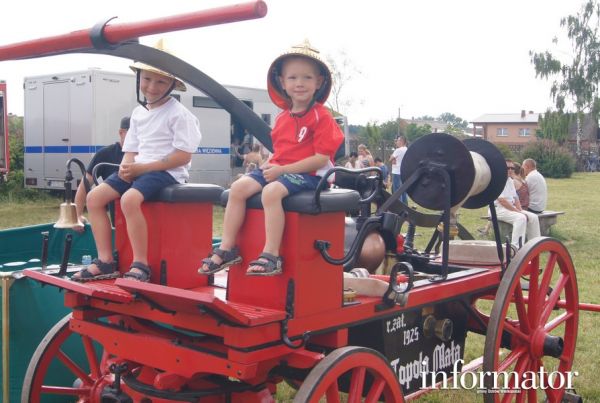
[400,133,507,211]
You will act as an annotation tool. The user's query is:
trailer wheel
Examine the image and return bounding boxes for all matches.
[292,346,404,403]
[21,313,111,403]
[483,237,578,402]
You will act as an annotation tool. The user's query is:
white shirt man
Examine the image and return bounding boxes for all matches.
[389,136,408,203]
[493,161,540,248]
[522,158,547,213]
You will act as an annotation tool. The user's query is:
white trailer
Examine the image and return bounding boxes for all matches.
[23,69,280,189]
[23,70,137,189]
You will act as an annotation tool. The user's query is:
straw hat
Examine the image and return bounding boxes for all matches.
[267,39,332,109]
[130,39,187,92]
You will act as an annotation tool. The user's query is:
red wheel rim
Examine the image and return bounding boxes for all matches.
[293,346,404,403]
[22,314,110,402]
[483,238,579,403]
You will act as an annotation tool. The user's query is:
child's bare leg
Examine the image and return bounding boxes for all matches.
[201,176,262,270]
[73,184,119,278]
[248,181,288,273]
[120,188,147,274]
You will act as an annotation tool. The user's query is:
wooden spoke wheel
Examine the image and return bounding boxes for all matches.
[292,346,404,403]
[21,313,111,403]
[483,238,578,402]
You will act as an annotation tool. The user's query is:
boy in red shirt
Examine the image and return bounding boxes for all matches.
[199,40,343,276]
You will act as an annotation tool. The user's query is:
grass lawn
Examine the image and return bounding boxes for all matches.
[1,173,599,401]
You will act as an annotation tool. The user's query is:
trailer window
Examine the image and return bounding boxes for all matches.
[193,96,221,109]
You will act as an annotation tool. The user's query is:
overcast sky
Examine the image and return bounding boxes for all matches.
[0,0,582,125]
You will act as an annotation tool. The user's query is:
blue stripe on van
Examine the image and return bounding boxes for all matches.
[42,146,69,153]
[25,146,231,155]
[25,145,108,154]
[196,147,230,154]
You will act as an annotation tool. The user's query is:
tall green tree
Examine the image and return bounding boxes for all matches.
[359,122,383,153]
[8,114,24,171]
[405,123,432,143]
[537,109,572,144]
[530,0,600,155]
[437,112,468,130]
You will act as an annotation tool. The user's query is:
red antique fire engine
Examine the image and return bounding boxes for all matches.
[1,2,598,402]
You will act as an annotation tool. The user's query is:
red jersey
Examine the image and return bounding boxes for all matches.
[269,103,344,176]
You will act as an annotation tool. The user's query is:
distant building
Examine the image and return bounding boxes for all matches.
[471,110,539,152]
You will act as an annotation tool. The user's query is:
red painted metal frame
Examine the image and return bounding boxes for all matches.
[114,200,215,289]
[0,1,267,62]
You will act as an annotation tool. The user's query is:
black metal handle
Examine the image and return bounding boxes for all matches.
[58,233,72,277]
[313,166,383,213]
[383,262,414,306]
[314,217,382,267]
[91,162,120,186]
[63,158,91,202]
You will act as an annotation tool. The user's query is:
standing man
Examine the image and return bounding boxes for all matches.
[389,135,408,204]
[73,116,129,232]
[494,160,540,248]
[522,158,547,213]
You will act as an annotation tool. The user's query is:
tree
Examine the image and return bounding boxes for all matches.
[530,0,600,155]
[358,122,383,154]
[326,50,362,115]
[537,109,572,144]
[437,112,468,130]
[8,114,24,171]
[405,123,432,143]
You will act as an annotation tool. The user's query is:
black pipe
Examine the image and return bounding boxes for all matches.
[58,234,72,277]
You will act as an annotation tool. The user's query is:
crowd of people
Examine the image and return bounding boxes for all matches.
[341,136,408,197]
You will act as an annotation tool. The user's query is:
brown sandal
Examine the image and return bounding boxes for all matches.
[246,253,283,276]
[198,247,242,275]
[123,261,152,282]
[71,258,118,282]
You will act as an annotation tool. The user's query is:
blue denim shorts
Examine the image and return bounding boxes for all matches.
[104,171,178,200]
[246,169,321,195]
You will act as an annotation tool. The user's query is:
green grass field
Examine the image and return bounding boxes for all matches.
[1,173,599,401]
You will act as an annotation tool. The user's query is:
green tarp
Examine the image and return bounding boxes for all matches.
[1,223,97,403]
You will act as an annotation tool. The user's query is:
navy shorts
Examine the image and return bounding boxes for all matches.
[104,171,178,200]
[246,169,321,195]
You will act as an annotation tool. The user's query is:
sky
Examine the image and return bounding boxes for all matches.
[0,0,583,125]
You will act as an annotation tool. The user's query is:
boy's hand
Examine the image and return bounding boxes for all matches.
[263,164,285,182]
[119,162,146,182]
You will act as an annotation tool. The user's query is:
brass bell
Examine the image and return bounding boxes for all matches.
[54,157,89,229]
[54,202,83,229]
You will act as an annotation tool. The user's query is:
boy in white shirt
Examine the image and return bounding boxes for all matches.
[73,48,201,282]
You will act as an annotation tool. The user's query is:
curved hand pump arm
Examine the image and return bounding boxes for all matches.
[0,1,274,151]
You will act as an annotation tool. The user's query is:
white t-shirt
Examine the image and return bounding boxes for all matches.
[495,177,519,207]
[525,170,547,211]
[123,97,202,183]
[391,146,407,174]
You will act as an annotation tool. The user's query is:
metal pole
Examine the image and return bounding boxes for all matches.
[1,275,14,403]
[0,1,267,61]
[397,107,401,136]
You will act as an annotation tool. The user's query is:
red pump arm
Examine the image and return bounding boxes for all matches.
[0,1,267,61]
